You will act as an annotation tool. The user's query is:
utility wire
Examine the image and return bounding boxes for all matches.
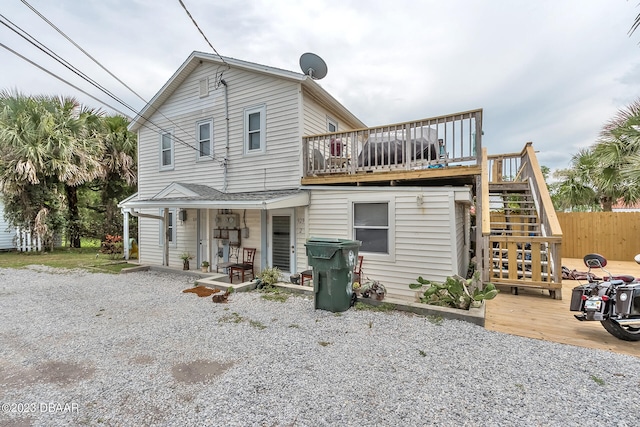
[15,2,204,153]
[9,1,226,165]
[20,0,147,104]
[0,42,130,118]
[177,0,230,89]
[16,0,224,165]
[0,13,134,119]
[178,0,229,70]
[0,43,224,167]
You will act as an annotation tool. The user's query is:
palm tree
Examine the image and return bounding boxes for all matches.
[97,114,137,237]
[593,98,640,209]
[552,149,600,211]
[0,91,105,247]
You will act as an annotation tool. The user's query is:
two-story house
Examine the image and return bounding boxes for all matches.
[119,51,563,300]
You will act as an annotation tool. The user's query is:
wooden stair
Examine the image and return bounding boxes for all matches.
[487,181,561,298]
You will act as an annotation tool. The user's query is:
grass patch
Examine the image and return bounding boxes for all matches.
[260,288,290,303]
[288,324,300,329]
[419,350,426,357]
[0,242,136,274]
[219,312,244,324]
[426,315,444,326]
[249,320,267,330]
[219,312,266,329]
[354,301,396,312]
[318,341,331,347]
[590,375,605,386]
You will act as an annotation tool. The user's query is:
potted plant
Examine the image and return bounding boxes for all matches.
[256,266,282,289]
[201,260,210,272]
[179,252,193,270]
[360,279,386,300]
[352,281,362,296]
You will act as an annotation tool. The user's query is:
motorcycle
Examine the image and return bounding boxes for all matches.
[570,253,640,341]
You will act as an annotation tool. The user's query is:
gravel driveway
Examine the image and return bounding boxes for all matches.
[1,266,639,427]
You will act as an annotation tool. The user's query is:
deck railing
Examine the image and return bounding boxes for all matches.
[482,142,563,297]
[303,109,483,177]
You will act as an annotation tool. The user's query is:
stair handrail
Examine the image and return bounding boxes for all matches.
[520,142,562,237]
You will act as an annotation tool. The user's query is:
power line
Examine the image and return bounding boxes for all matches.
[19,0,147,104]
[178,0,230,82]
[0,42,131,118]
[0,13,135,118]
[6,2,226,165]
[0,43,224,167]
[17,0,225,164]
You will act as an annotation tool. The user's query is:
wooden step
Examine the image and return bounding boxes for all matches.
[489,182,530,192]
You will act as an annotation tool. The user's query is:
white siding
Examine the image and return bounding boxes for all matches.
[137,208,265,272]
[303,187,471,299]
[0,200,16,250]
[302,93,361,136]
[137,63,303,199]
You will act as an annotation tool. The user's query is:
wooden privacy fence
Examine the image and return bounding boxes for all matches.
[557,212,640,261]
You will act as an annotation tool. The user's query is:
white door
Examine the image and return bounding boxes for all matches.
[268,209,295,274]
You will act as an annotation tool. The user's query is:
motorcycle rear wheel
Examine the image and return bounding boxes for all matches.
[601,319,640,341]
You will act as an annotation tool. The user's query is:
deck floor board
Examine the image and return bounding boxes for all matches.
[485,258,640,358]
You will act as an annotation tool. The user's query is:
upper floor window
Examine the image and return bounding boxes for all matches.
[353,202,389,254]
[327,117,338,133]
[160,131,174,170]
[197,120,213,160]
[244,105,266,153]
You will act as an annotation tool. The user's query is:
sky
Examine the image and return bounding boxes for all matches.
[1,0,639,172]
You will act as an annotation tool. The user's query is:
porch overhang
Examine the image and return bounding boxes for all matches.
[118,184,309,211]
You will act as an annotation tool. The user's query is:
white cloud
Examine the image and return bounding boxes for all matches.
[1,0,639,172]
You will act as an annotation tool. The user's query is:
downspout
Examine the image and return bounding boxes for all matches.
[221,79,229,192]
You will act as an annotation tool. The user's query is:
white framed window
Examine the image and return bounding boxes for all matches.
[196,119,213,160]
[351,200,395,262]
[244,105,266,153]
[159,209,177,247]
[327,117,338,133]
[160,131,174,170]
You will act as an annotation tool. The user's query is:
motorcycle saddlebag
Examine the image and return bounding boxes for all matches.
[616,283,640,316]
[570,285,590,311]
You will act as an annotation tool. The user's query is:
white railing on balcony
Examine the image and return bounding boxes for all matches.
[303,109,483,177]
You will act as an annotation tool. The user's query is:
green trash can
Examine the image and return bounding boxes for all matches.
[305,237,361,312]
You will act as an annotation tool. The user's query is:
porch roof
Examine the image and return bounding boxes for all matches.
[118,183,309,210]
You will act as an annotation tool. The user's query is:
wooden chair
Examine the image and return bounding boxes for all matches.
[300,255,364,286]
[353,255,364,283]
[229,248,256,283]
[300,269,312,286]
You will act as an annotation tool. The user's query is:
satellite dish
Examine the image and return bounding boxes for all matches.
[299,52,328,80]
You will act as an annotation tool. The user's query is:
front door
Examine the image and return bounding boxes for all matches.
[269,210,295,274]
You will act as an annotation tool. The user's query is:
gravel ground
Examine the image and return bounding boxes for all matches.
[1,266,639,427]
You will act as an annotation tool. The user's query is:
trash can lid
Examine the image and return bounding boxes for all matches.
[305,237,361,247]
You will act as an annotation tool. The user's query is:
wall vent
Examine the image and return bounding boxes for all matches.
[199,77,209,98]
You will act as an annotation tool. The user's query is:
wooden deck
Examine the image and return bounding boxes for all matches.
[485,258,640,358]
